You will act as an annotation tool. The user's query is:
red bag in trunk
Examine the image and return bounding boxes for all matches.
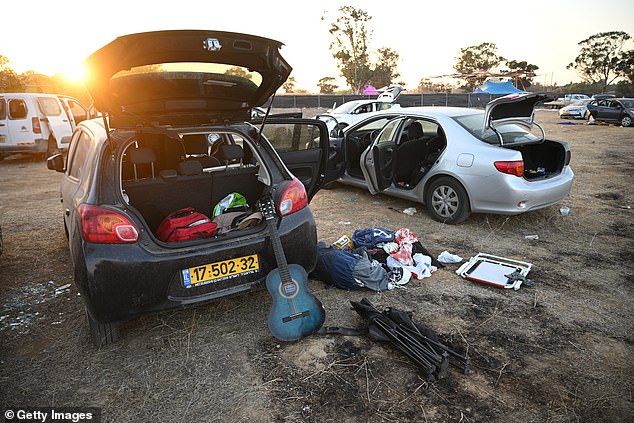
[156,207,217,242]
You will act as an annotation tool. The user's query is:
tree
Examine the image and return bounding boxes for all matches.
[454,42,503,74]
[0,54,24,92]
[324,5,374,94]
[454,42,503,91]
[282,76,296,93]
[370,47,401,89]
[567,31,632,92]
[504,59,539,89]
[317,76,338,94]
[616,49,634,85]
[224,66,252,80]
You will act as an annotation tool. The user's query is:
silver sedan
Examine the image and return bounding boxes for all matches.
[331,93,574,224]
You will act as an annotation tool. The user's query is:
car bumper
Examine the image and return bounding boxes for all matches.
[0,138,48,154]
[76,208,318,323]
[468,167,574,215]
[559,110,584,119]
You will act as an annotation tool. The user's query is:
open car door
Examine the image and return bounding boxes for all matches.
[360,117,407,194]
[261,118,344,200]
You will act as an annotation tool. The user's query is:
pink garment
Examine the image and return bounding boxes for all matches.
[389,228,419,266]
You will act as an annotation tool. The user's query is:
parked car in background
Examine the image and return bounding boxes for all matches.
[559,99,593,119]
[0,93,90,159]
[331,93,574,224]
[586,98,634,127]
[47,30,343,346]
[317,85,403,136]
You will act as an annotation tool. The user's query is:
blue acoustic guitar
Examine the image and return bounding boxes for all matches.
[259,197,325,341]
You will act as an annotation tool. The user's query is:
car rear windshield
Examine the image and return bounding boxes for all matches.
[37,97,62,116]
[453,112,541,145]
[112,62,263,87]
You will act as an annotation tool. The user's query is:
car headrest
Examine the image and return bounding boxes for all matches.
[407,122,424,140]
[128,147,156,164]
[178,160,203,176]
[217,144,244,163]
[182,134,209,155]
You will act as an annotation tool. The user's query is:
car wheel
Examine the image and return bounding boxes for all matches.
[425,176,470,224]
[86,309,120,347]
[621,115,632,127]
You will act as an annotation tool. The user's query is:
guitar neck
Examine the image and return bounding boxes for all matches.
[262,200,292,285]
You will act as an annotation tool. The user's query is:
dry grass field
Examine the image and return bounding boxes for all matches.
[0,110,632,422]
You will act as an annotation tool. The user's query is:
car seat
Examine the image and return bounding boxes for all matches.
[182,134,221,168]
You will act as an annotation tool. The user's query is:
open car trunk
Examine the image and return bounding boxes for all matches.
[118,130,268,240]
[506,139,569,181]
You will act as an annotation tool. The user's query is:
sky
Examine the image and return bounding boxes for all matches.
[2,0,633,92]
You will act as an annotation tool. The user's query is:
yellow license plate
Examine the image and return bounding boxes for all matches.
[181,254,259,288]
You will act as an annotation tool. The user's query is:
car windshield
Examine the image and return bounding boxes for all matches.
[620,99,634,108]
[571,100,591,106]
[453,112,541,145]
[332,102,364,114]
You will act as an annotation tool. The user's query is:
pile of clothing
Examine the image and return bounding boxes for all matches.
[311,227,443,291]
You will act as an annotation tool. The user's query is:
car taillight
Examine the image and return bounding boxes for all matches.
[494,161,524,177]
[78,205,139,243]
[277,178,308,216]
[32,117,41,134]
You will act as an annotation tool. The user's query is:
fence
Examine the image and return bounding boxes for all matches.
[266,93,509,109]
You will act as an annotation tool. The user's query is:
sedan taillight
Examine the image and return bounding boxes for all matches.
[494,161,524,177]
[277,178,308,216]
[78,205,139,243]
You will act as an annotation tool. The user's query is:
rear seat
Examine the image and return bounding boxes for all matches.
[123,143,263,232]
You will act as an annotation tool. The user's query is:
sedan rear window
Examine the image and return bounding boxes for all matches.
[453,113,540,145]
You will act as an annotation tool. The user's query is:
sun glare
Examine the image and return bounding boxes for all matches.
[61,65,86,82]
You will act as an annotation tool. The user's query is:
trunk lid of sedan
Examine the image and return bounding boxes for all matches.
[83,30,291,127]
[483,92,552,146]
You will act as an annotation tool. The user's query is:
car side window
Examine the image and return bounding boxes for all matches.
[375,119,402,145]
[67,131,91,180]
[8,99,27,119]
[263,122,322,152]
[66,100,88,123]
[0,98,6,120]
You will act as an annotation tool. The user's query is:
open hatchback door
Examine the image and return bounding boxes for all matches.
[83,30,292,127]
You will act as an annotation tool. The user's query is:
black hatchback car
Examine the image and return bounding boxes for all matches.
[47,30,343,346]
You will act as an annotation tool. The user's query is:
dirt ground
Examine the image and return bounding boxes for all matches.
[0,110,632,422]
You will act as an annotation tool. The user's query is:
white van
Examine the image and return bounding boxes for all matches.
[0,93,90,159]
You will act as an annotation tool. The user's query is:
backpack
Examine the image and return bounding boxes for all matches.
[156,207,217,242]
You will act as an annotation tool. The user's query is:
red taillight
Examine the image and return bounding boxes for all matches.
[32,117,41,134]
[78,205,139,243]
[277,178,308,216]
[494,161,524,177]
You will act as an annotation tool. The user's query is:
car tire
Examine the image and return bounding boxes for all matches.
[425,176,470,224]
[621,115,632,127]
[86,309,120,347]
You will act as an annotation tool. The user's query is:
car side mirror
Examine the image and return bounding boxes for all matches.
[47,153,65,173]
